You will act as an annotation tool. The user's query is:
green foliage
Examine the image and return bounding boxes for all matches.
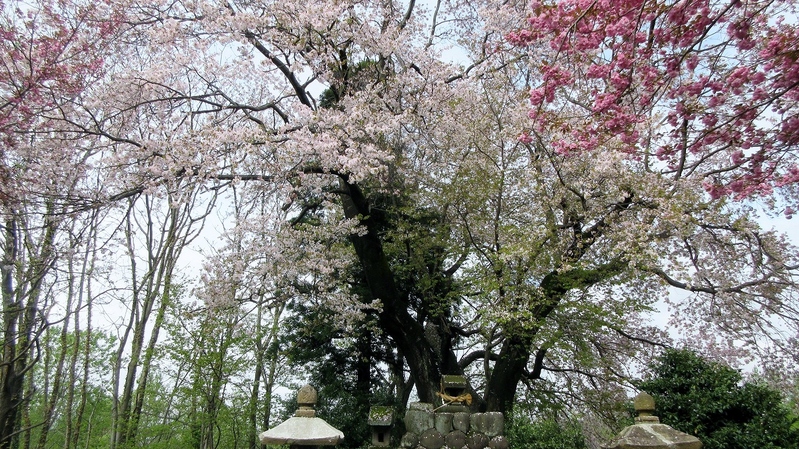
[156,298,262,449]
[25,327,117,449]
[280,303,402,449]
[382,203,460,321]
[506,414,587,449]
[638,349,799,449]
[319,58,383,109]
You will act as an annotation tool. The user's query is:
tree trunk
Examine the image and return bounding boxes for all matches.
[33,310,70,449]
[338,181,443,404]
[262,327,281,431]
[1,209,58,449]
[68,301,92,449]
[335,177,627,413]
[124,281,171,447]
[247,360,262,449]
[247,304,264,449]
[1,217,23,449]
[114,198,187,449]
[247,303,282,449]
[484,335,531,413]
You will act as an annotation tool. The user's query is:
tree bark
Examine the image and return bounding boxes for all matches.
[338,179,443,403]
[0,218,23,449]
[1,208,57,449]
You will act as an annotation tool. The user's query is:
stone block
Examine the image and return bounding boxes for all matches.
[452,412,470,433]
[438,403,470,413]
[489,435,509,449]
[435,413,453,434]
[409,402,434,411]
[467,433,489,449]
[400,432,419,448]
[419,428,445,449]
[470,413,487,434]
[484,412,504,437]
[445,430,467,449]
[405,403,434,434]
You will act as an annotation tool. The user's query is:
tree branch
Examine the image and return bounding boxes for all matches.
[243,31,312,108]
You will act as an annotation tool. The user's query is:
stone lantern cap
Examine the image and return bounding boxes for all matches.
[259,385,344,446]
[602,392,701,449]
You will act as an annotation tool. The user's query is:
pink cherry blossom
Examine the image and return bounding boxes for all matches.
[510,0,799,204]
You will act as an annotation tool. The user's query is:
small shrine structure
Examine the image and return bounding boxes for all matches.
[368,405,394,448]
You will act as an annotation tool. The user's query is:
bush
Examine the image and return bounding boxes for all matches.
[506,414,586,449]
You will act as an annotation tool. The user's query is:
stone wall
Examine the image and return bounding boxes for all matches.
[400,402,508,449]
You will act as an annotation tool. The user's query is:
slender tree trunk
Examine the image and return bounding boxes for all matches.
[111,237,151,448]
[68,299,91,449]
[20,367,31,449]
[112,186,212,449]
[200,315,236,449]
[247,361,262,449]
[110,205,139,449]
[1,207,58,449]
[67,234,96,449]
[33,308,70,449]
[261,312,281,432]
[1,218,23,449]
[113,291,148,449]
[247,304,278,449]
[124,272,172,446]
[114,198,188,449]
[63,320,79,449]
[35,225,90,449]
[64,218,95,449]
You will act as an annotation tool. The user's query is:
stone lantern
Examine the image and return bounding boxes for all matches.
[367,406,394,448]
[603,392,702,449]
[259,385,344,449]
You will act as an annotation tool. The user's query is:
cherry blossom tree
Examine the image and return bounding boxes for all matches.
[4,0,799,437]
[64,0,799,416]
[66,0,520,410]
[501,0,799,407]
[1,0,121,198]
[0,1,122,447]
[507,0,799,208]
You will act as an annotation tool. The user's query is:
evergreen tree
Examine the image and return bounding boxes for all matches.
[639,349,799,449]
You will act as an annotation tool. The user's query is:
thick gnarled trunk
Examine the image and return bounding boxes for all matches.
[340,178,628,412]
[338,179,492,409]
